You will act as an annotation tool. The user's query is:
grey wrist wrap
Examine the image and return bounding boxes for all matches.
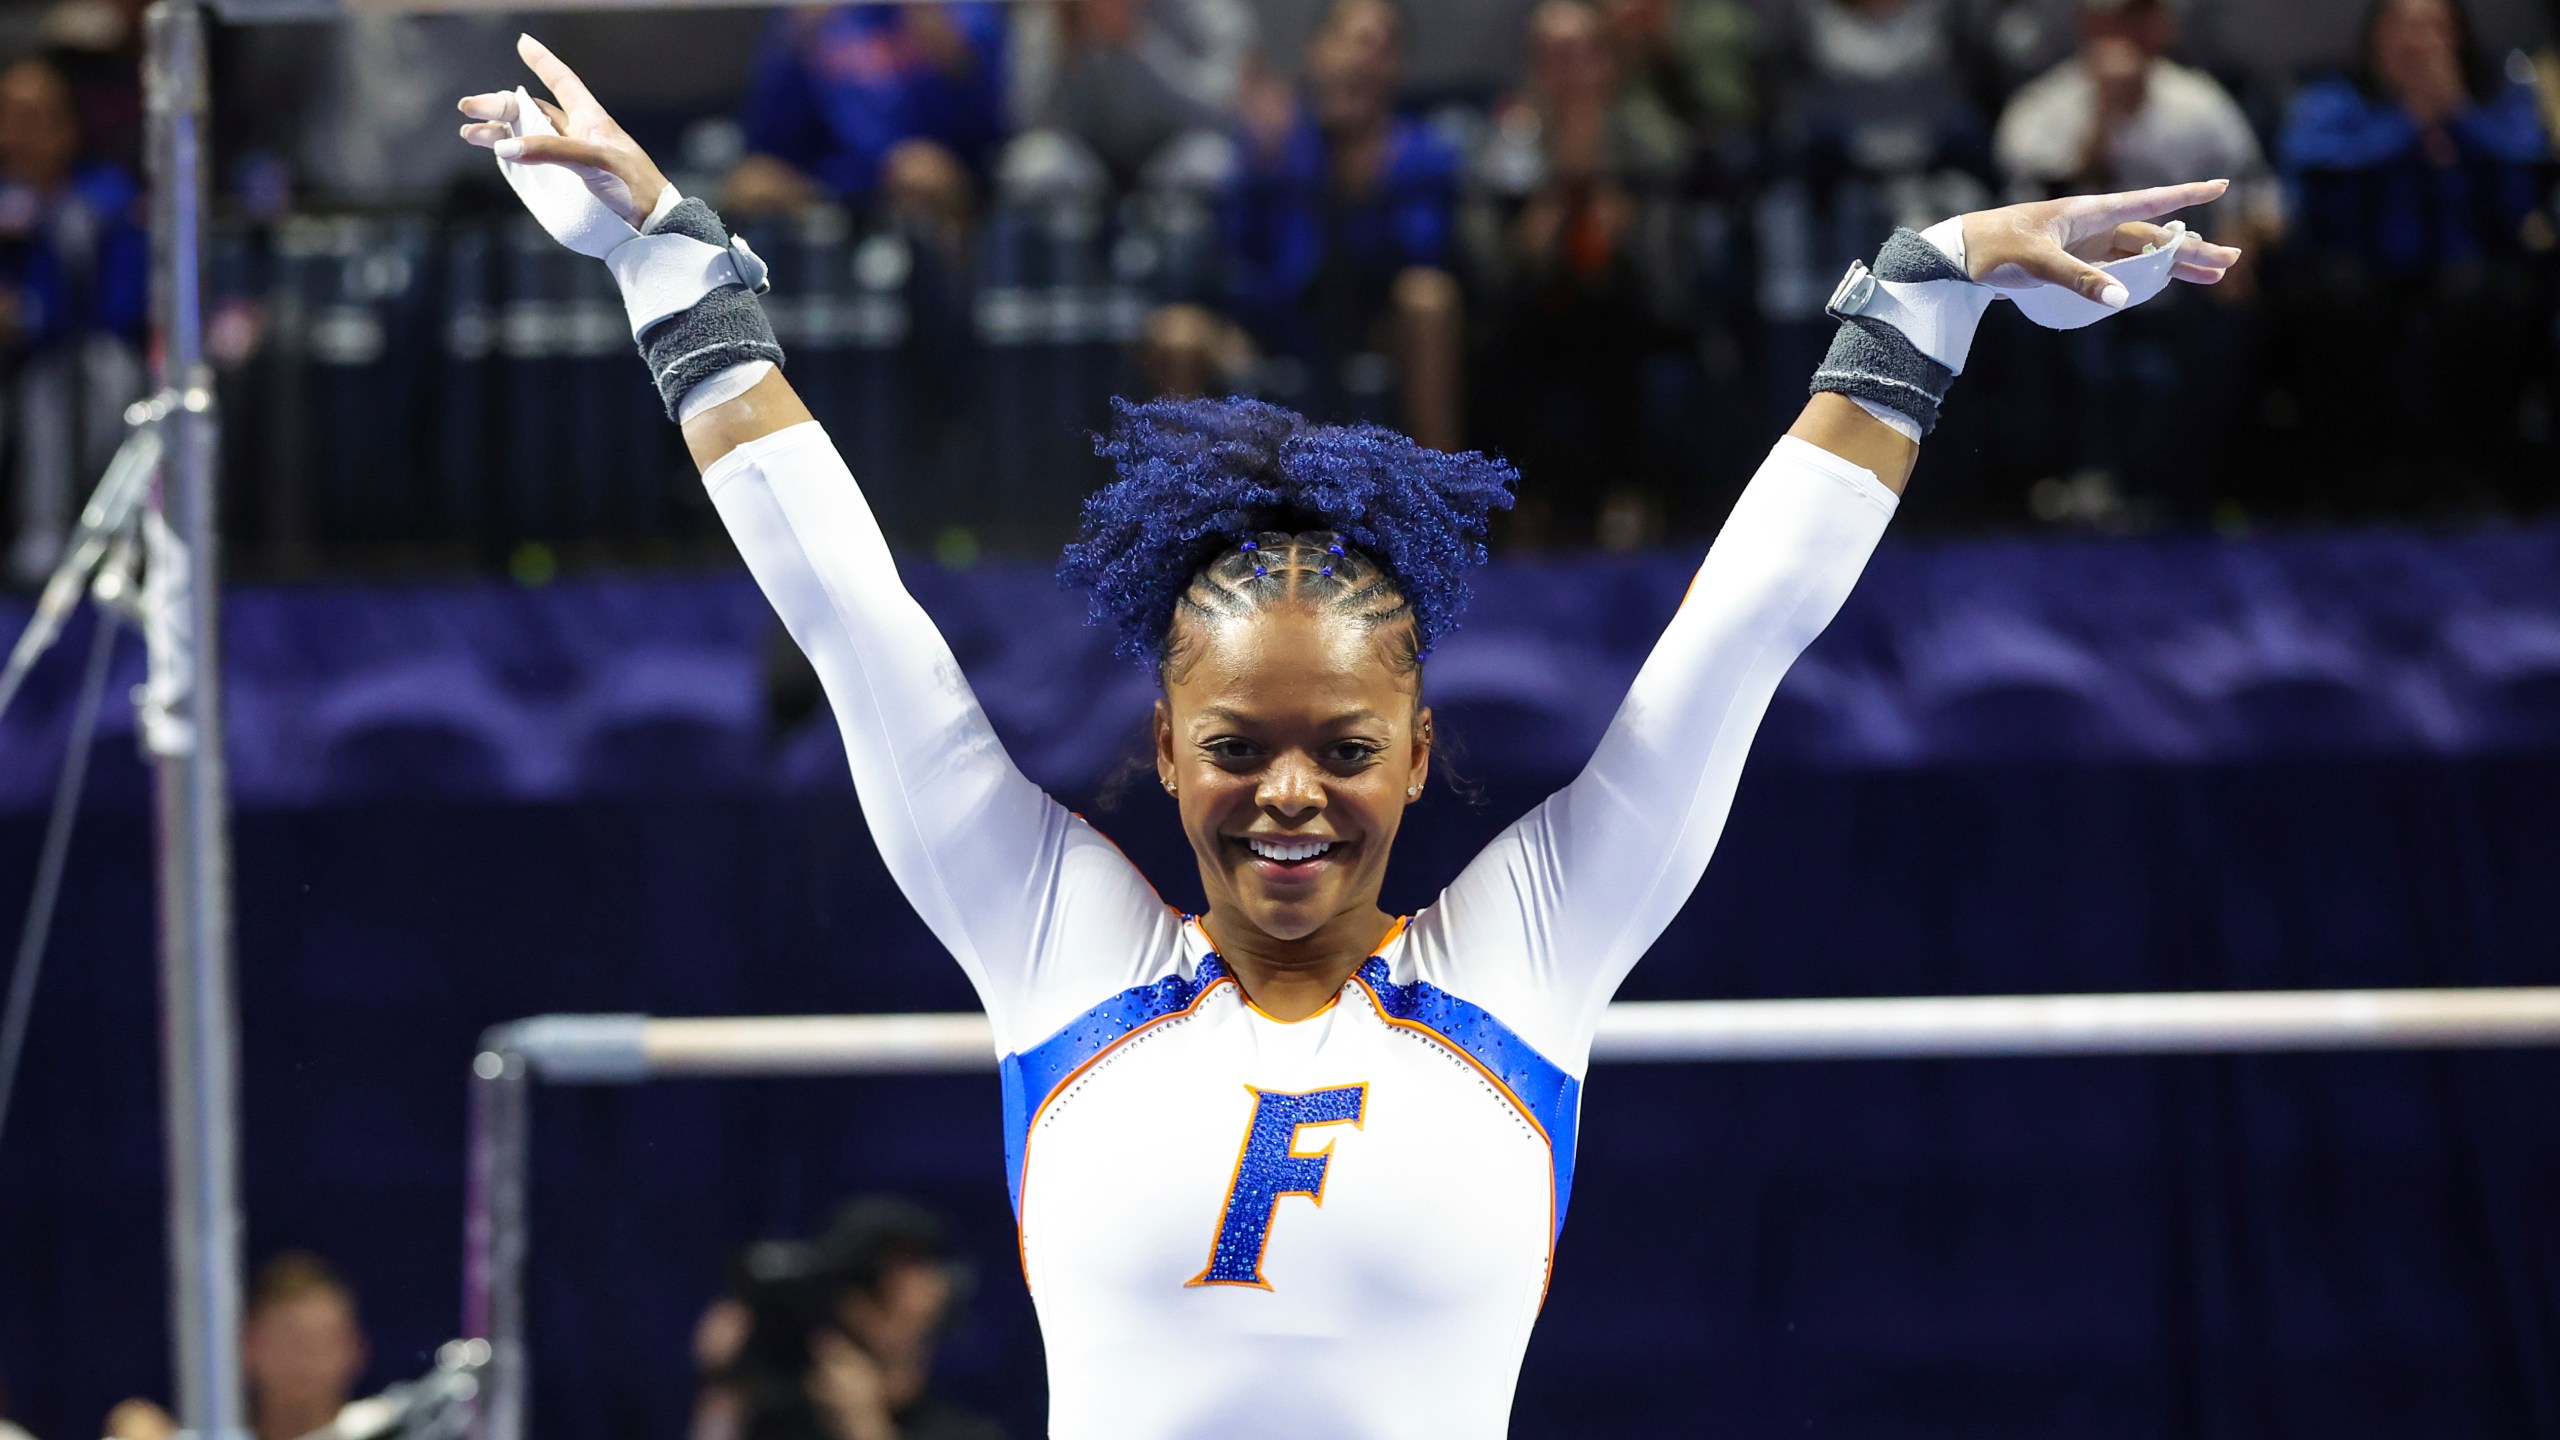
[636,198,784,421]
[1809,228,1974,436]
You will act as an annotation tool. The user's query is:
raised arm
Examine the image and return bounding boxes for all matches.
[1412,185,2242,1067]
[460,39,1178,1045]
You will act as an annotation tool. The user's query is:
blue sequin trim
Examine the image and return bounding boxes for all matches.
[1352,957,1583,1237]
[999,954,1231,1217]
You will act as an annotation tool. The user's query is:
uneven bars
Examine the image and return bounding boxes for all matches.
[486,987,2560,1082]
[463,983,2560,1440]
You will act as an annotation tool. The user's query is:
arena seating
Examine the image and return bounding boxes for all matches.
[8,521,2560,815]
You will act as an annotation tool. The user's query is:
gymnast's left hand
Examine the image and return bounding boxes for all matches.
[1961,179,2244,308]
[457,34,668,239]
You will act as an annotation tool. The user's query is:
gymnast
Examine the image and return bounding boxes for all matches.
[461,35,2238,1440]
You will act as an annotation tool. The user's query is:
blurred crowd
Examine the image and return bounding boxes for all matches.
[0,0,2556,576]
[20,1199,1006,1440]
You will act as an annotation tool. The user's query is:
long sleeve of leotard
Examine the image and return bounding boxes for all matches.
[703,423,1181,1051]
[1404,436,1898,1071]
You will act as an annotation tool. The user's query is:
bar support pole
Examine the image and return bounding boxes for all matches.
[464,1044,532,1440]
[144,5,245,1437]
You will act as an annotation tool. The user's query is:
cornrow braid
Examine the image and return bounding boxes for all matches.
[1165,531,1418,684]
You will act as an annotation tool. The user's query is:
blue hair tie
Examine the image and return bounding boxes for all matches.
[1253,565,1267,578]
[1239,539,1258,552]
[1327,541,1345,557]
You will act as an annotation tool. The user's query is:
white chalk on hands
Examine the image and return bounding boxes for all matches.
[492,86,635,258]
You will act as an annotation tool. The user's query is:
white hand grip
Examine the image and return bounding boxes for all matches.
[2009,224,2189,331]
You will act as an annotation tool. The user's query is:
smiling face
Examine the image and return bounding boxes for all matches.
[1156,599,1430,947]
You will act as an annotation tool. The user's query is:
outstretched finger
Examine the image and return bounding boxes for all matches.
[492,132,616,172]
[457,91,518,124]
[2179,236,2244,268]
[2069,179,2231,230]
[517,33,601,116]
[459,121,513,149]
[2173,249,2239,284]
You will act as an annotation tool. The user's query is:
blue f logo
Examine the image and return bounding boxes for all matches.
[1187,1083,1369,1289]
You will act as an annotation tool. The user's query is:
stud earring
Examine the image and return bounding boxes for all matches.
[1164,779,1178,797]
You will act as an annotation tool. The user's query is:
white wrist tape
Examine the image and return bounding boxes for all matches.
[1850,395,1925,444]
[607,222,771,340]
[640,184,683,233]
[1813,226,1984,434]
[676,360,774,422]
[1833,268,1996,376]
[1829,217,1989,375]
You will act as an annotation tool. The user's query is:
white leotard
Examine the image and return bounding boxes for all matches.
[705,422,1896,1439]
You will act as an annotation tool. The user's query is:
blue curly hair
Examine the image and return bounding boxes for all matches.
[1058,396,1517,677]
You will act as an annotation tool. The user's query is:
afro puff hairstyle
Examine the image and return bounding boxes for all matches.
[1057,396,1518,670]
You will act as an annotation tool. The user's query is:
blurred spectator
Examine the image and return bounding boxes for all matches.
[1981,0,2276,528]
[725,3,1008,245]
[1600,0,1760,164]
[2269,0,2556,513]
[2280,0,2552,274]
[0,52,145,587]
[105,1253,371,1440]
[241,1253,371,1440]
[692,1197,1000,1440]
[31,0,144,174]
[1766,0,1991,181]
[1146,0,1464,449]
[1995,0,2280,247]
[1003,0,1256,193]
[1465,0,1698,545]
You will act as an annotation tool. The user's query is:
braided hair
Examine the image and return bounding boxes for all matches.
[1057,396,1517,683]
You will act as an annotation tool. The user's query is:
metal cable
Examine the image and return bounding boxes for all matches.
[0,611,122,1152]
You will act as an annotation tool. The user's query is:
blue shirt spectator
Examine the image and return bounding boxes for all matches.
[1,54,148,587]
[1221,108,1460,346]
[2281,77,2549,274]
[738,4,1010,203]
[0,159,146,350]
[1134,0,1463,451]
[2278,0,2554,276]
[0,56,144,350]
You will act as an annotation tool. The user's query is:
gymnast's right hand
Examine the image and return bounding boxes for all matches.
[457,34,669,251]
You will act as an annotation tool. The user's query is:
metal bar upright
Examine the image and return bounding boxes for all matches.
[465,1043,532,1440]
[143,4,246,1438]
